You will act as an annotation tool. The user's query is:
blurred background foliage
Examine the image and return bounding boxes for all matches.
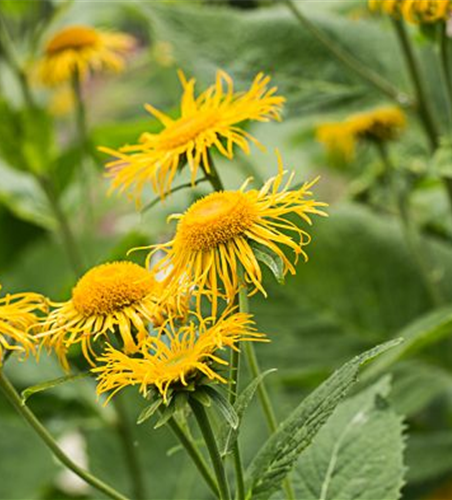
[2,0,452,499]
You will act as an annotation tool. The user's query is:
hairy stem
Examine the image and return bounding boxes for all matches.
[189,398,230,500]
[166,416,219,497]
[392,19,439,150]
[0,370,129,500]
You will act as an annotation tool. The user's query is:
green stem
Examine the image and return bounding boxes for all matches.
[203,152,225,192]
[71,70,95,224]
[239,279,295,500]
[375,142,443,306]
[0,370,129,500]
[229,286,245,500]
[111,396,147,500]
[392,19,439,150]
[0,13,35,108]
[141,177,209,213]
[284,0,409,104]
[189,398,230,500]
[36,175,83,275]
[439,23,452,132]
[166,416,219,498]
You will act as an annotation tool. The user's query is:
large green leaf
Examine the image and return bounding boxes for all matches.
[142,2,406,115]
[252,203,446,375]
[293,377,405,500]
[245,340,400,500]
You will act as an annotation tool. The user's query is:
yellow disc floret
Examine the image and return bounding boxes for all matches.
[38,261,189,371]
[175,192,257,252]
[72,262,154,317]
[142,157,327,316]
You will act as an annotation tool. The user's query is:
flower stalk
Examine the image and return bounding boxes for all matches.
[166,415,220,497]
[0,370,129,500]
[189,398,231,500]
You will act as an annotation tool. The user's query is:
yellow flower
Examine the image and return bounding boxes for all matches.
[317,106,406,161]
[36,25,135,86]
[0,285,47,361]
[316,122,357,163]
[369,0,451,24]
[100,70,285,201]
[93,309,265,403]
[38,261,188,371]
[141,158,326,315]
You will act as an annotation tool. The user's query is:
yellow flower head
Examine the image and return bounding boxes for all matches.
[317,106,406,161]
[142,157,327,315]
[100,70,285,201]
[369,0,451,24]
[36,25,136,86]
[93,309,265,403]
[316,122,357,163]
[0,285,47,361]
[38,261,188,371]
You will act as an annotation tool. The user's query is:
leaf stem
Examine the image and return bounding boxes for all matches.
[166,416,220,497]
[391,19,439,150]
[284,0,409,104]
[0,370,129,500]
[112,395,147,500]
[189,398,230,500]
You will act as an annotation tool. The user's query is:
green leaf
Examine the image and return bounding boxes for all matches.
[431,138,452,178]
[293,377,405,500]
[219,369,276,457]
[245,339,401,500]
[137,398,163,425]
[190,388,212,407]
[154,402,177,429]
[250,241,285,285]
[406,432,452,485]
[202,386,239,430]
[21,371,90,404]
[360,306,452,383]
[389,361,452,417]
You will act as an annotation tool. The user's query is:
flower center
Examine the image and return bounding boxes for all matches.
[72,262,155,317]
[159,111,218,150]
[46,26,100,55]
[175,191,256,251]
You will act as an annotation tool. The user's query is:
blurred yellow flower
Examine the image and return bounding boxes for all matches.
[36,25,135,86]
[100,70,285,201]
[143,158,326,315]
[369,0,451,24]
[0,285,47,361]
[93,309,265,402]
[317,106,406,161]
[38,261,187,371]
